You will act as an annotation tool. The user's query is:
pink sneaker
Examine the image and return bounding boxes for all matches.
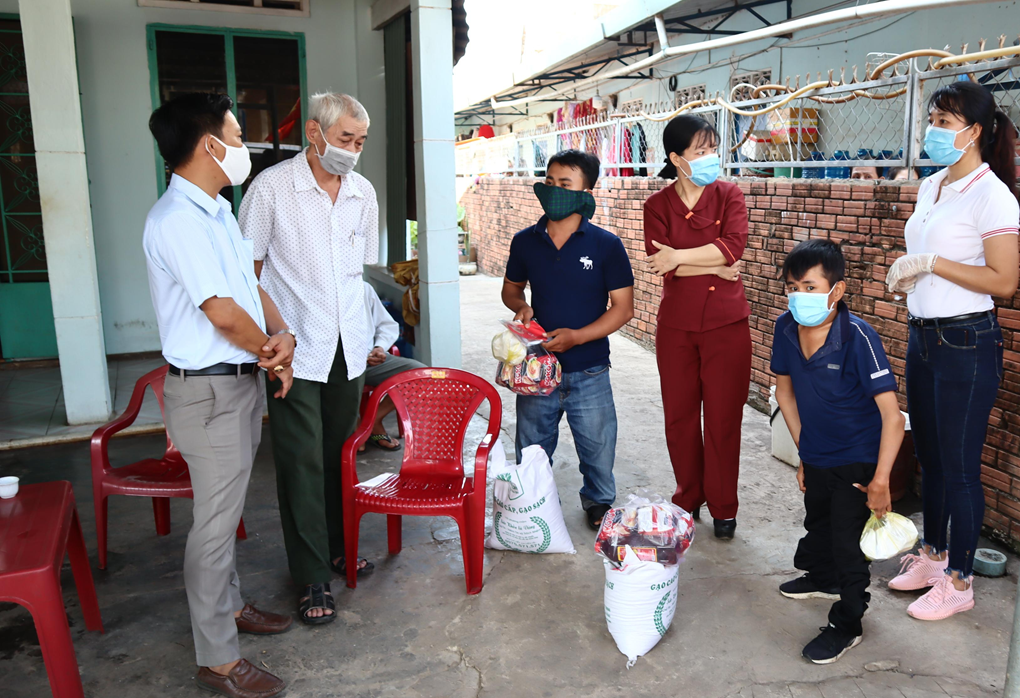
[888,550,949,591]
[907,575,974,621]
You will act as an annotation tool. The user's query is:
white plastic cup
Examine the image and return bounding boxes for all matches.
[0,476,19,499]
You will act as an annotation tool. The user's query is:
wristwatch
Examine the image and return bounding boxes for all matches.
[276,328,297,346]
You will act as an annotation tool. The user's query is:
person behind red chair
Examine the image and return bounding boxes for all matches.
[360,282,426,452]
[643,114,749,539]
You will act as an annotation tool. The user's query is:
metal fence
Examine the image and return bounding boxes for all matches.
[455,56,1020,179]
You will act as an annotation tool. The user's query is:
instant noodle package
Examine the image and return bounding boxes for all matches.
[595,495,696,568]
[491,320,562,396]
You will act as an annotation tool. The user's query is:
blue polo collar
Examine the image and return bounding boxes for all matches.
[784,300,850,363]
[534,214,591,239]
[169,173,230,217]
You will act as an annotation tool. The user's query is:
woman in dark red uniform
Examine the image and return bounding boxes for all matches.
[644,114,751,539]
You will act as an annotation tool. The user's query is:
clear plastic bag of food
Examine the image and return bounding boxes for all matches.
[859,511,919,561]
[493,320,562,397]
[595,493,695,568]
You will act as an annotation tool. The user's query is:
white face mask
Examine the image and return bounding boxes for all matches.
[313,121,360,176]
[206,135,252,186]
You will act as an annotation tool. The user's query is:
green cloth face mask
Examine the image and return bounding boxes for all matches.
[533,182,596,221]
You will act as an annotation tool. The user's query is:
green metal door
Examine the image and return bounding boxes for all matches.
[0,16,57,360]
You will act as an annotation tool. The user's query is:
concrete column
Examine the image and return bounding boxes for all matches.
[19,0,112,424]
[409,0,461,368]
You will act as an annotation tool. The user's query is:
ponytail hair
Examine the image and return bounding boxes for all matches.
[659,114,718,179]
[928,81,1018,201]
[989,110,1018,201]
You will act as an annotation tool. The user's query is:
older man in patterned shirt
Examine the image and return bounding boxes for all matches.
[239,93,377,624]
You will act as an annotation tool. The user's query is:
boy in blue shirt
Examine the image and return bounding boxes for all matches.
[771,239,905,664]
[502,150,635,531]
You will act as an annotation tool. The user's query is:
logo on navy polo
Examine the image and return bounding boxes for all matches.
[580,256,593,270]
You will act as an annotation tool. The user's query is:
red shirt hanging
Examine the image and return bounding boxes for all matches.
[643,180,750,333]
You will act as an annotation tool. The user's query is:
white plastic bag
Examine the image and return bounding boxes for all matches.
[860,512,919,561]
[604,547,680,667]
[486,443,575,554]
[491,328,528,365]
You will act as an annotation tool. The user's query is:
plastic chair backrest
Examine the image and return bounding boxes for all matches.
[384,369,495,478]
[135,365,176,457]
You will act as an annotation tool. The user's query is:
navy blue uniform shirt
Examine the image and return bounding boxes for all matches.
[770,302,897,468]
[505,216,634,373]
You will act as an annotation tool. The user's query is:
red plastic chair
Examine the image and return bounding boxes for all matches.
[0,481,104,698]
[342,368,501,595]
[359,345,404,438]
[90,365,246,570]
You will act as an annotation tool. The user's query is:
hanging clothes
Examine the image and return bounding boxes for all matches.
[632,124,648,176]
[620,126,634,177]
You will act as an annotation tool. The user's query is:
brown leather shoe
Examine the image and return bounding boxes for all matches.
[196,659,285,698]
[235,604,293,635]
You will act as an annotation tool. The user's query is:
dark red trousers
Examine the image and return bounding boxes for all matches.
[656,318,752,520]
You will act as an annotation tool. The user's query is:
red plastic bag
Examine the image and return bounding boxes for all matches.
[493,320,562,396]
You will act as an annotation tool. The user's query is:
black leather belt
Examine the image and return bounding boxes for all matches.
[168,363,259,378]
[908,311,993,328]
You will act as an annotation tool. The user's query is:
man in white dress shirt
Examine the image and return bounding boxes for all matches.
[144,93,296,697]
[239,93,378,623]
[360,282,425,452]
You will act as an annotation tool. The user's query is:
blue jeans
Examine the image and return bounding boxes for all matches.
[906,311,1003,577]
[515,364,617,510]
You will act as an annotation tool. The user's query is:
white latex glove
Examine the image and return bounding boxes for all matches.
[886,253,937,293]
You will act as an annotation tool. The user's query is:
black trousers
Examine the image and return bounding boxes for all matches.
[794,462,875,637]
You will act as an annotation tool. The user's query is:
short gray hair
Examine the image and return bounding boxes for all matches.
[309,92,370,130]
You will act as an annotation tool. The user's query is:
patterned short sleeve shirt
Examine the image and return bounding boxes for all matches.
[239,151,379,383]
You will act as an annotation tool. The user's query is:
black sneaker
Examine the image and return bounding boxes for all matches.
[802,624,863,665]
[780,575,841,600]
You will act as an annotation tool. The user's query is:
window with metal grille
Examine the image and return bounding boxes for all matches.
[147,25,307,210]
[674,84,706,108]
[729,70,772,101]
[137,0,309,18]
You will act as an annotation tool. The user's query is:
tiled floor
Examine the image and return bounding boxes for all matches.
[0,356,168,446]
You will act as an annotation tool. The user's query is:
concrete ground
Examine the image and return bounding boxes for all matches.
[0,273,1016,697]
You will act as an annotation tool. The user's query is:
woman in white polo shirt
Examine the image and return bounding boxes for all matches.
[885,81,1019,620]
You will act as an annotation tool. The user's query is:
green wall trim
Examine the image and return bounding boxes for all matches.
[0,283,58,359]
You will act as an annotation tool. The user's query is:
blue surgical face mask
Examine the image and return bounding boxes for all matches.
[681,153,721,187]
[788,289,835,327]
[923,123,974,166]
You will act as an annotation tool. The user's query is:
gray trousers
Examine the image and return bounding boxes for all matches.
[162,371,263,668]
[363,355,426,387]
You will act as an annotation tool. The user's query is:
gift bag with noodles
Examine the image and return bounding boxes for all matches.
[492,320,561,396]
[595,493,696,568]
[859,512,919,561]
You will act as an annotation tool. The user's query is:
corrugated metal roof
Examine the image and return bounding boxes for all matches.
[453,0,469,65]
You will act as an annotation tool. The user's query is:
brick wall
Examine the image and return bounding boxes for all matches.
[460,175,1020,549]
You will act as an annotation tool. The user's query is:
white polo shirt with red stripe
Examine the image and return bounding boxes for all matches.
[905,162,1020,319]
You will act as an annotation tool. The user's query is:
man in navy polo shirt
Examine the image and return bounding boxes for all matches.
[771,239,905,665]
[502,149,635,531]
